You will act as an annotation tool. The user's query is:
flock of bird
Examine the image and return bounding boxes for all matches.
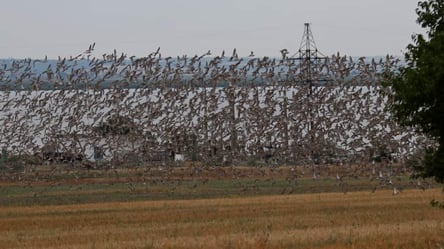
[0,45,437,195]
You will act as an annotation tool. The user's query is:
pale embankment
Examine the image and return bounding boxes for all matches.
[0,188,443,249]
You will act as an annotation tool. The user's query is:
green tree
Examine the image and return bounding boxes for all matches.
[386,0,444,182]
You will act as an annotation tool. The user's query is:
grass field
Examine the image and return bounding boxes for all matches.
[0,164,435,206]
[0,164,444,248]
[0,189,443,249]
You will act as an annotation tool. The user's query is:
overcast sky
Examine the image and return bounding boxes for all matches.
[0,0,424,59]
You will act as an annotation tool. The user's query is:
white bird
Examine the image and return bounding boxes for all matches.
[392,187,400,195]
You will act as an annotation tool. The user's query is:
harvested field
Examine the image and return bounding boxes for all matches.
[1,188,444,249]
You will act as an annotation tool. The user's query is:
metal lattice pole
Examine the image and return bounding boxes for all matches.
[292,23,329,165]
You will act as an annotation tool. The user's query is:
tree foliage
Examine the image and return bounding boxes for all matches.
[95,115,134,136]
[387,0,444,182]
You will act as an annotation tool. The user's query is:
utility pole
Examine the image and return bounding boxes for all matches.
[294,23,327,92]
[292,23,329,165]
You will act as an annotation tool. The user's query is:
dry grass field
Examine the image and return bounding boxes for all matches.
[1,188,444,249]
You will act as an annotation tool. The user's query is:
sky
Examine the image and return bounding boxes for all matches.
[0,0,425,59]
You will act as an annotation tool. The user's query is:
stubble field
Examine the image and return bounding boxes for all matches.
[1,164,444,248]
[1,187,444,249]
